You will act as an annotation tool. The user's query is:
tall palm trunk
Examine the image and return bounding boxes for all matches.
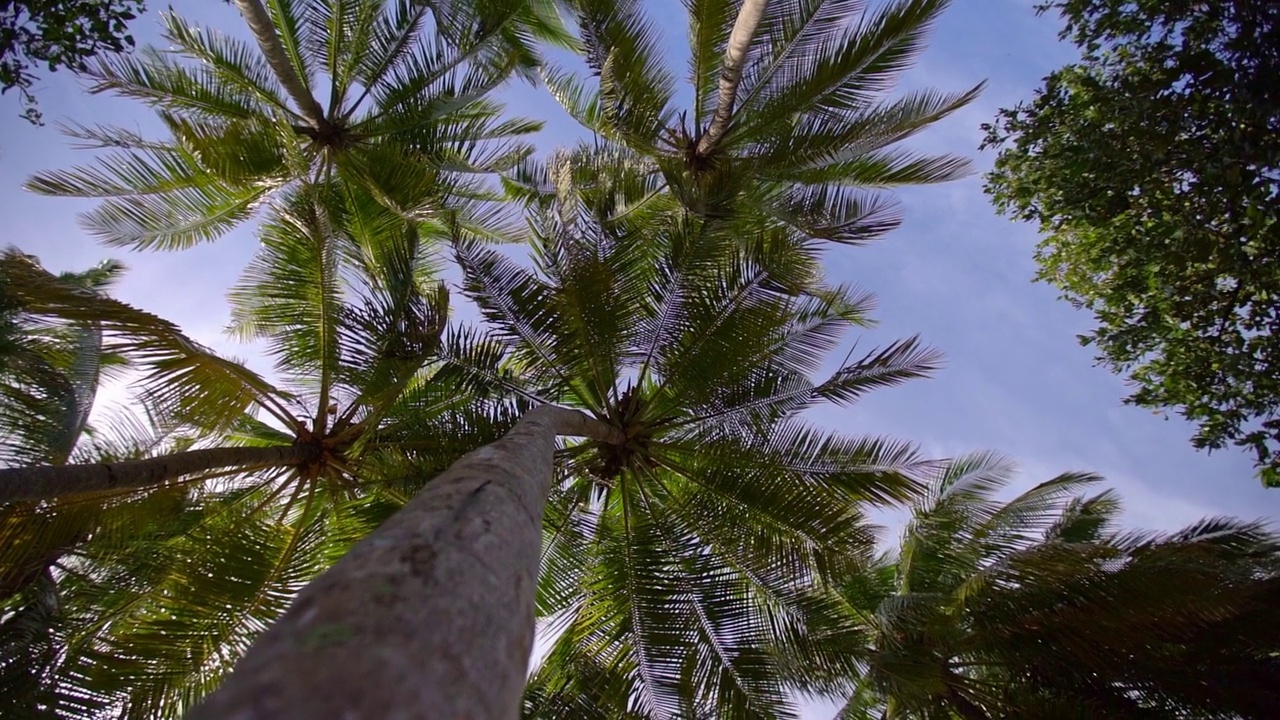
[233,0,330,132]
[187,405,623,720]
[698,0,769,155]
[0,445,316,503]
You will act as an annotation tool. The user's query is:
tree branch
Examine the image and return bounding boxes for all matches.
[233,0,330,131]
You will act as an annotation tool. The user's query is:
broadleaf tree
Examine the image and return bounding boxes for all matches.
[983,0,1280,486]
[0,0,145,123]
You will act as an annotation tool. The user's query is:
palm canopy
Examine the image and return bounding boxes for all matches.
[797,453,1280,719]
[0,253,134,619]
[0,253,124,469]
[25,0,568,251]
[0,254,202,718]
[0,197,525,716]
[541,0,982,247]
[450,154,939,718]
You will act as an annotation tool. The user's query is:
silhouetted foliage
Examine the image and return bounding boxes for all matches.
[1,0,145,123]
[984,0,1280,486]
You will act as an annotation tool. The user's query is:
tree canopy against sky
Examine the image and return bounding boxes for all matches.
[983,0,1280,486]
[1,0,145,124]
[779,454,1280,718]
[0,193,535,715]
[3,0,964,714]
[7,0,1279,534]
[543,0,982,251]
[25,0,564,251]
[3,0,1280,718]
[475,148,938,718]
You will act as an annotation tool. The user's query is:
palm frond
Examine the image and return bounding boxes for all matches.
[566,0,677,149]
[2,252,293,432]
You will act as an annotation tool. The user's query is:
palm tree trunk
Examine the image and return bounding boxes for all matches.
[697,0,769,155]
[0,445,316,504]
[187,405,623,720]
[232,0,330,131]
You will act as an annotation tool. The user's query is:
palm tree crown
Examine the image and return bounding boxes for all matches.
[454,153,940,718]
[0,199,518,715]
[800,454,1280,719]
[26,0,565,250]
[545,0,982,248]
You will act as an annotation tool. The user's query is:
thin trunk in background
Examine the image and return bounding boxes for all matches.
[187,405,623,720]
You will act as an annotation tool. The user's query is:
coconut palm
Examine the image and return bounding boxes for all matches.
[468,158,938,717]
[0,250,317,502]
[541,0,983,247]
[181,150,940,719]
[798,454,1280,719]
[0,255,206,717]
[0,253,204,611]
[0,193,531,716]
[0,420,213,719]
[1,255,123,468]
[25,0,566,250]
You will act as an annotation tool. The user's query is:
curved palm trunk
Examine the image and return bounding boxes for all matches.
[233,0,330,131]
[0,445,315,504]
[187,405,623,720]
[697,0,769,155]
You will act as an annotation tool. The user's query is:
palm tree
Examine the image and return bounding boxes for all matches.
[1,253,122,470]
[797,453,1280,719]
[0,417,213,719]
[192,157,942,719]
[0,194,532,716]
[542,0,982,247]
[0,255,208,717]
[0,250,318,502]
[25,0,564,250]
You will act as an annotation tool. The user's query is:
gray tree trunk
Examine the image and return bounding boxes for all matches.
[187,405,623,720]
[698,0,770,155]
[233,0,330,131]
[0,445,315,504]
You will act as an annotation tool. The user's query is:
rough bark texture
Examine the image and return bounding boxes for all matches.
[187,405,622,720]
[0,445,313,504]
[697,0,769,155]
[233,0,329,130]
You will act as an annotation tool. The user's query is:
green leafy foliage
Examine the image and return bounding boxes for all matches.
[458,157,938,718]
[983,0,1280,486]
[14,0,1277,717]
[794,454,1280,718]
[25,0,557,250]
[0,252,121,467]
[0,202,517,713]
[550,0,981,250]
[0,0,145,124]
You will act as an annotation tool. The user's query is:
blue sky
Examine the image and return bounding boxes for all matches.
[1,0,1277,713]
